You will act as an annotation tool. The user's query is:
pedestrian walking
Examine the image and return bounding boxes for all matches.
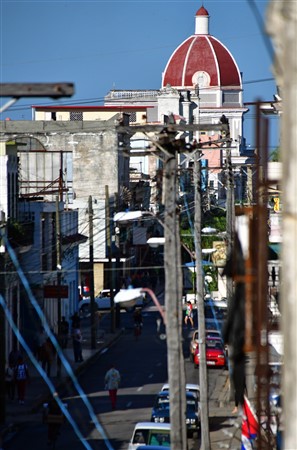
[44,392,65,447]
[15,355,29,404]
[8,347,22,367]
[60,316,69,349]
[72,327,83,362]
[71,312,81,330]
[40,337,56,377]
[184,300,194,328]
[94,310,104,340]
[5,361,16,400]
[133,308,143,339]
[104,365,121,410]
[34,326,47,361]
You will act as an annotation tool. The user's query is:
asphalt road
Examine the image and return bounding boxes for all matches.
[3,302,222,450]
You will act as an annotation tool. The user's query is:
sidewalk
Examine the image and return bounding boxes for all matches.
[208,368,242,449]
[1,317,123,444]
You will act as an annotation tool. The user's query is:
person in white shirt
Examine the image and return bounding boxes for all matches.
[104,365,121,410]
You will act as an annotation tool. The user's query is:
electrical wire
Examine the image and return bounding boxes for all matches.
[0,296,94,450]
[1,227,115,450]
[1,76,276,115]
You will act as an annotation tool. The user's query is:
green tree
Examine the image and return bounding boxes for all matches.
[270,146,280,162]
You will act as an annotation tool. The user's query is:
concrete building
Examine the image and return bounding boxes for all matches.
[0,140,30,356]
[0,111,134,296]
[0,139,85,350]
[17,200,84,348]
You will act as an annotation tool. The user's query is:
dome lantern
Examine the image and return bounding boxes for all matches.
[195,5,210,35]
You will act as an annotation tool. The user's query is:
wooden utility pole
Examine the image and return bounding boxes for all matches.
[105,186,115,333]
[89,196,96,349]
[162,129,187,450]
[225,146,235,307]
[0,218,6,424]
[267,1,297,447]
[194,150,210,449]
[56,196,62,378]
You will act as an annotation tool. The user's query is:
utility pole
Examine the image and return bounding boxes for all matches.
[0,216,6,424]
[161,128,188,450]
[56,196,62,378]
[89,196,96,349]
[225,145,235,305]
[194,149,210,449]
[105,186,115,333]
[114,192,121,329]
[267,1,297,447]
[225,143,236,403]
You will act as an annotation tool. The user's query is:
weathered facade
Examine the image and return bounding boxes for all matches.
[0,115,131,296]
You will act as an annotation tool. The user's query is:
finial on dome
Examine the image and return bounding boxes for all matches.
[195,5,209,34]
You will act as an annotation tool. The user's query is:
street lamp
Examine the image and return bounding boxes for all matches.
[201,227,218,234]
[113,210,143,223]
[147,237,165,248]
[114,287,166,324]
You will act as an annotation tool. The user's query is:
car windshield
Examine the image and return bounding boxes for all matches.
[156,398,170,410]
[186,401,197,412]
[148,431,170,447]
[206,340,223,350]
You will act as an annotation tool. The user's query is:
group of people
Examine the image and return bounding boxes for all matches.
[33,314,84,369]
[5,349,30,404]
[6,315,124,414]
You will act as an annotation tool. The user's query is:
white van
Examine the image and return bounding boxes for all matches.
[128,422,171,449]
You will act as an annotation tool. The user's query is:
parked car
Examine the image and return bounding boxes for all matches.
[150,391,200,437]
[78,289,145,315]
[160,382,200,400]
[193,338,227,368]
[128,422,171,449]
[189,329,223,360]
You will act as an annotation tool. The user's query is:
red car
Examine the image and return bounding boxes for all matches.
[193,338,226,368]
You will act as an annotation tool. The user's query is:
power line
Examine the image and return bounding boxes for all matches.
[1,76,276,114]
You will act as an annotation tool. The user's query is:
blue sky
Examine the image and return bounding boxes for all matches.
[1,0,279,149]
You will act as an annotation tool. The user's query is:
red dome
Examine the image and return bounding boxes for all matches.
[162,4,242,92]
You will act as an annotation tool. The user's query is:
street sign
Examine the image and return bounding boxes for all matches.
[44,285,68,298]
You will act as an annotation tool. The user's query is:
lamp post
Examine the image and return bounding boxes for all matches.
[114,287,165,323]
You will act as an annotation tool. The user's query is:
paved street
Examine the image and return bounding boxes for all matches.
[1,296,240,450]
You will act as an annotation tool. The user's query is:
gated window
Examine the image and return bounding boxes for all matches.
[129,112,137,123]
[70,111,83,121]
